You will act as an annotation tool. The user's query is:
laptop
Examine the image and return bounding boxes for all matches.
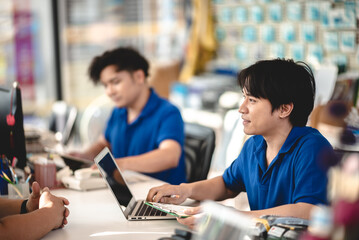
[94,147,176,220]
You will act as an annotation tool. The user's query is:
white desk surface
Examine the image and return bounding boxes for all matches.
[43,171,188,240]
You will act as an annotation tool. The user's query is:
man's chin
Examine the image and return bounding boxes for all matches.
[243,129,252,135]
[113,100,124,108]
[114,103,125,108]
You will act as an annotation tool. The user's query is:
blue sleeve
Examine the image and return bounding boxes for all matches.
[156,105,184,146]
[292,135,331,205]
[222,141,250,193]
[104,110,116,142]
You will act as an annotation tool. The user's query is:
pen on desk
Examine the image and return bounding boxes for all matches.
[9,167,18,184]
[9,166,15,180]
[2,171,13,183]
[25,174,32,183]
[0,173,12,184]
[11,157,17,168]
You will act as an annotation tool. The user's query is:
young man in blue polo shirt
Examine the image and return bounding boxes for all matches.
[147,59,334,228]
[71,47,186,185]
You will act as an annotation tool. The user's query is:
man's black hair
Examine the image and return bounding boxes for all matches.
[238,58,316,127]
[88,46,149,84]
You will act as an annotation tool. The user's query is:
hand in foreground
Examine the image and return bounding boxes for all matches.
[26,181,41,212]
[90,163,98,169]
[39,187,70,229]
[146,184,190,205]
[177,206,203,230]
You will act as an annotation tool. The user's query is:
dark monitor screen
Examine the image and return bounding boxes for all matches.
[0,84,27,169]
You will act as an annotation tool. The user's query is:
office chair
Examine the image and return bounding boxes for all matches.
[184,122,216,183]
[218,109,248,168]
[79,94,114,146]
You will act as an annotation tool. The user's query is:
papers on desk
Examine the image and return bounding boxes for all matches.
[60,167,107,191]
[145,202,193,218]
[61,175,107,191]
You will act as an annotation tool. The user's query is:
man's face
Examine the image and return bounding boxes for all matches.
[238,88,282,137]
[100,65,143,108]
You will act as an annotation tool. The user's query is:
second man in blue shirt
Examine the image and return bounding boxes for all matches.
[71,47,186,185]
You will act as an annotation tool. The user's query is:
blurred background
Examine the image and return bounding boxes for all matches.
[1,0,359,237]
[1,0,359,169]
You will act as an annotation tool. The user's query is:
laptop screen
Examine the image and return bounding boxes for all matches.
[97,151,133,207]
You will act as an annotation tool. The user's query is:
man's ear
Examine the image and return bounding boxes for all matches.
[279,103,294,119]
[133,70,146,84]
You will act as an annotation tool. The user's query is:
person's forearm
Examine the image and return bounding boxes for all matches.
[82,135,109,160]
[116,140,181,173]
[0,208,60,240]
[0,199,22,218]
[241,202,316,220]
[182,176,237,201]
[117,148,179,173]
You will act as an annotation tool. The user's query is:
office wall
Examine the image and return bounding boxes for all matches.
[58,0,188,110]
[211,0,359,72]
[0,0,57,115]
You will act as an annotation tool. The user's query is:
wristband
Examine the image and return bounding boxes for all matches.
[20,199,28,214]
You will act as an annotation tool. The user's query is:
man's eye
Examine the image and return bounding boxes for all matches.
[113,79,120,84]
[249,98,256,102]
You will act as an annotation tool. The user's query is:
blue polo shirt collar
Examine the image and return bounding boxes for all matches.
[254,127,310,172]
[280,127,312,153]
[139,88,160,119]
[120,88,160,125]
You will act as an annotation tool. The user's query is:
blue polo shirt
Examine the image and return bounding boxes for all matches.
[104,88,186,185]
[222,127,332,210]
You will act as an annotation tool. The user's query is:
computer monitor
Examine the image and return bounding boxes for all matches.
[0,83,27,170]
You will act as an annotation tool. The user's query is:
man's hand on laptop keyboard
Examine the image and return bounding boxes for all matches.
[146,183,190,205]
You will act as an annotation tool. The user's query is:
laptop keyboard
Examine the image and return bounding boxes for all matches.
[134,201,167,217]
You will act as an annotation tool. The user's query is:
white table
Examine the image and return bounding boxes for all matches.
[43,171,188,240]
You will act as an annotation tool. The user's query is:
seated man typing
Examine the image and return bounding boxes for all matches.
[147,59,334,229]
[70,47,186,185]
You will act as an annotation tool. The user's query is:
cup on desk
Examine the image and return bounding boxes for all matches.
[8,182,30,199]
[34,158,57,189]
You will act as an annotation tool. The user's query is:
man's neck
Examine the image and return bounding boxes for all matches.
[264,122,293,167]
[127,87,151,124]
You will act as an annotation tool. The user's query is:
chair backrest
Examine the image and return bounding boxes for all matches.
[184,122,216,183]
[79,94,114,147]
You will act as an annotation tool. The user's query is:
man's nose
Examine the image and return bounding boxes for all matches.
[238,100,247,114]
[106,84,114,95]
